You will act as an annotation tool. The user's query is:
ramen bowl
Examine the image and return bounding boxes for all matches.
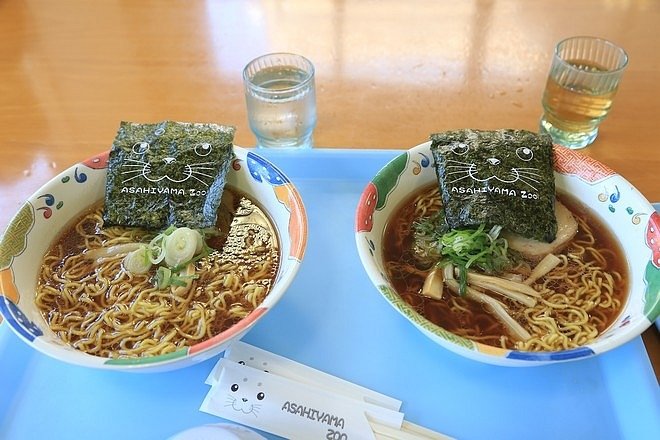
[0,146,307,372]
[355,141,659,366]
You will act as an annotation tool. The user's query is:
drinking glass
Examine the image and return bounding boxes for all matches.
[243,53,317,149]
[540,36,628,149]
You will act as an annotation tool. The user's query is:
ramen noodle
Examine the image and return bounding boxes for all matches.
[36,187,279,358]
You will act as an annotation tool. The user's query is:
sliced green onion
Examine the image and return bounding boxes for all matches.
[168,275,189,288]
[458,265,468,296]
[162,225,177,236]
[156,266,172,289]
[155,265,198,289]
[148,233,166,264]
[163,227,201,267]
[121,226,210,290]
[488,225,503,240]
[123,245,152,274]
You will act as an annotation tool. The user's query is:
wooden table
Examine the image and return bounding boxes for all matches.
[1,0,658,376]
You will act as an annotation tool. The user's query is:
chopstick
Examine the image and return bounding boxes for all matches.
[370,420,454,440]
[401,421,454,439]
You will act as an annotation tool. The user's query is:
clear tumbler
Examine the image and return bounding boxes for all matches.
[243,53,317,149]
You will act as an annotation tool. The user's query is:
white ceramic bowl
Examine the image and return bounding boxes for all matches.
[355,141,659,366]
[0,146,307,372]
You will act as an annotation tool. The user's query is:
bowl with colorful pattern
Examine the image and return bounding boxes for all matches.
[355,140,659,366]
[0,146,307,372]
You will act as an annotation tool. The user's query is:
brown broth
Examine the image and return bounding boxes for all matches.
[383,183,628,349]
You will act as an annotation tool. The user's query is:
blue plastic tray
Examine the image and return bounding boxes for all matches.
[1,149,658,440]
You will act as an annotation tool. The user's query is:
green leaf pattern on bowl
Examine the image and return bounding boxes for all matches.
[378,284,475,350]
[0,202,35,269]
[104,347,189,365]
[372,152,408,210]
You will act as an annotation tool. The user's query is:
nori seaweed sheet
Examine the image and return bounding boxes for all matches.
[430,129,557,242]
[103,120,235,230]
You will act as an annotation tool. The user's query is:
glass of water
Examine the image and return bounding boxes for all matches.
[243,53,317,149]
[540,36,628,149]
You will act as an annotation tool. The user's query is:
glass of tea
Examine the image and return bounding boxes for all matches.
[540,36,628,149]
[243,53,317,149]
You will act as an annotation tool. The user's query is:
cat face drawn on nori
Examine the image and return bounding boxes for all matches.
[121,140,217,186]
[103,121,235,230]
[225,377,266,418]
[444,139,543,191]
[431,129,557,242]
